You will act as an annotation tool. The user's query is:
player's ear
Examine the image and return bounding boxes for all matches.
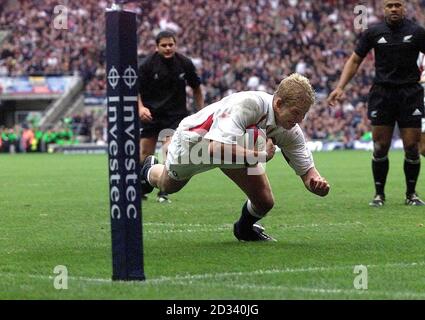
[274,97,283,110]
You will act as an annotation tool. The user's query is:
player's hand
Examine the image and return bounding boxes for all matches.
[308,176,330,197]
[265,138,276,162]
[327,87,344,107]
[139,106,153,122]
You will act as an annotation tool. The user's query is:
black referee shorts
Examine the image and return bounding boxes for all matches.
[367,83,424,128]
[140,113,186,138]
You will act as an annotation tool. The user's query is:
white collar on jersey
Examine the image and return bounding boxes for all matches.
[266,94,276,127]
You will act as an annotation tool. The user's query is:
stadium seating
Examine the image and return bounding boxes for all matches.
[0,0,424,148]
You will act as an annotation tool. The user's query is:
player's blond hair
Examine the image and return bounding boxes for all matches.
[275,73,315,109]
[383,0,405,5]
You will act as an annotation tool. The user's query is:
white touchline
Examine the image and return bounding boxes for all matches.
[141,221,365,233]
[2,260,424,289]
[163,280,425,299]
[145,228,229,234]
[144,222,226,227]
[6,271,423,299]
[145,261,425,284]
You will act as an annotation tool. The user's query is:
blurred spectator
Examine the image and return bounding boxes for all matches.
[20,124,34,152]
[0,122,79,153]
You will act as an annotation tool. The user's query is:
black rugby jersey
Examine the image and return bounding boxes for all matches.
[355,18,425,85]
[138,52,201,116]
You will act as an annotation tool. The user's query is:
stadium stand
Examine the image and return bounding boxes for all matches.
[0,0,425,153]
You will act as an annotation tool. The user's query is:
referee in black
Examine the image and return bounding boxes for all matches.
[138,30,204,203]
[328,0,425,206]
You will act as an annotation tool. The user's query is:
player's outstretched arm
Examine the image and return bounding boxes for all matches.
[301,167,330,197]
[327,52,363,107]
[193,85,205,110]
[208,140,268,165]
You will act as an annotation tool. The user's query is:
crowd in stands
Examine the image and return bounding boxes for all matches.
[1,0,425,148]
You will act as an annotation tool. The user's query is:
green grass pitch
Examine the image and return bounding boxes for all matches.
[1,150,425,299]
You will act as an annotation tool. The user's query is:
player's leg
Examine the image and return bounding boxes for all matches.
[155,118,183,203]
[400,127,424,205]
[420,116,425,157]
[139,136,157,162]
[140,127,198,196]
[369,125,393,206]
[141,160,189,194]
[221,167,275,241]
[420,83,425,157]
[139,136,158,197]
[398,83,425,205]
[156,134,174,203]
[367,84,395,207]
[420,130,425,158]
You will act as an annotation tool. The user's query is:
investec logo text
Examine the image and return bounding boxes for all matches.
[108,95,138,220]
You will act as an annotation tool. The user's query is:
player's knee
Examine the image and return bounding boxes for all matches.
[404,145,419,159]
[373,142,391,158]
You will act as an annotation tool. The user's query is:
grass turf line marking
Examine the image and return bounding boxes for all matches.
[3,271,425,299]
[2,260,424,285]
[141,221,365,234]
[145,228,228,234]
[144,221,364,228]
[145,261,425,284]
[162,280,425,299]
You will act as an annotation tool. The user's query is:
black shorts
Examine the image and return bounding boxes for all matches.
[140,114,186,138]
[367,83,424,128]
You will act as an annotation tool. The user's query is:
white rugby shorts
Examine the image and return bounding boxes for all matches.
[165,128,246,181]
[165,129,248,181]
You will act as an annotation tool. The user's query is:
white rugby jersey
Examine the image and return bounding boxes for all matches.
[178,91,314,176]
